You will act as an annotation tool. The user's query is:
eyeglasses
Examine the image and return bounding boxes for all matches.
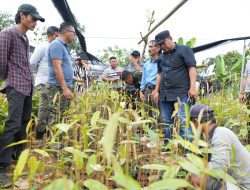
[66,30,76,35]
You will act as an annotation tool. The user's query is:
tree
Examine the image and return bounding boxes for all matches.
[98,45,132,66]
[0,11,15,31]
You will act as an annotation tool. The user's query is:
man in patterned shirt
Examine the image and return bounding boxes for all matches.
[0,4,44,188]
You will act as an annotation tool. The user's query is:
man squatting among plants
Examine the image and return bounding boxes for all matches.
[0,4,45,188]
[190,104,250,190]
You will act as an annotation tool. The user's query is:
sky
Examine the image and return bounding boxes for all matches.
[1,0,250,64]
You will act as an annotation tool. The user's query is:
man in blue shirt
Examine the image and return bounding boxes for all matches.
[140,40,160,118]
[153,30,197,144]
[30,26,59,139]
[47,22,75,126]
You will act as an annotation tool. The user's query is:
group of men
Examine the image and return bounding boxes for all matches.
[0,3,250,190]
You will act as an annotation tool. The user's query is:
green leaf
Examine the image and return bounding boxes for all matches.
[73,149,83,170]
[177,37,184,45]
[186,37,196,48]
[55,123,72,133]
[84,179,109,190]
[63,147,88,158]
[86,154,97,175]
[130,119,152,125]
[42,178,76,190]
[147,178,192,190]
[205,168,237,185]
[178,158,200,175]
[13,149,30,182]
[118,116,130,124]
[174,138,201,154]
[5,140,29,148]
[163,165,180,179]
[141,164,169,171]
[28,156,39,175]
[33,149,50,157]
[187,153,205,168]
[101,112,120,164]
[112,159,141,190]
[112,174,141,190]
[91,111,100,126]
[230,59,241,72]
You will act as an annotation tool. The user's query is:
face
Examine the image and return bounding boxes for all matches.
[148,42,160,57]
[130,55,139,63]
[109,58,117,68]
[80,59,88,66]
[50,32,59,41]
[20,13,37,31]
[125,75,133,85]
[65,26,76,43]
[159,37,174,52]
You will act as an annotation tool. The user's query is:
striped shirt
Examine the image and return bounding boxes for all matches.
[0,26,33,96]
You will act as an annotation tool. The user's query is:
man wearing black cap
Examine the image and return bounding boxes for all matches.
[0,4,44,188]
[153,30,197,143]
[30,26,59,140]
[124,50,143,73]
[189,104,250,189]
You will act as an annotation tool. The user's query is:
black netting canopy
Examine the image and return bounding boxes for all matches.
[51,0,105,65]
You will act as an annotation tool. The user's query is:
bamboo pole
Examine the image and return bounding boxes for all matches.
[138,0,189,45]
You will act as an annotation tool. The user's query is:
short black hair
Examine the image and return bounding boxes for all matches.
[121,70,132,80]
[109,56,117,61]
[59,22,75,33]
[47,26,59,36]
[15,12,28,24]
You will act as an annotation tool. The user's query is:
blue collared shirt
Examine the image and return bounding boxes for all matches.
[48,38,73,87]
[140,59,158,90]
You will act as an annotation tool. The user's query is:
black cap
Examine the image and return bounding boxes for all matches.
[79,54,88,60]
[17,4,45,22]
[190,104,213,119]
[155,30,170,45]
[131,50,140,57]
[46,26,59,36]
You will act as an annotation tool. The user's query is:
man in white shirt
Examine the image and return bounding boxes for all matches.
[30,26,59,139]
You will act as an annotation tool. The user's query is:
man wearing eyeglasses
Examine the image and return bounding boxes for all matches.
[0,4,44,188]
[153,30,197,145]
[140,40,161,118]
[47,22,75,126]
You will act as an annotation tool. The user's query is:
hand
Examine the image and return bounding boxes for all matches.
[140,91,146,101]
[239,93,244,103]
[188,87,198,99]
[153,90,159,103]
[190,174,201,187]
[63,87,72,100]
[111,78,118,82]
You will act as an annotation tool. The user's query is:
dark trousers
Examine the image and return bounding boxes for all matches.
[0,87,32,168]
[144,87,158,118]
